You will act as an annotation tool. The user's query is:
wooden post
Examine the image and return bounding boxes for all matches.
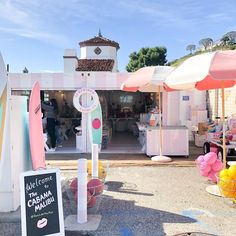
[221,81,226,167]
[158,86,163,156]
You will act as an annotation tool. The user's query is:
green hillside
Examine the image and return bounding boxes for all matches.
[167,44,236,67]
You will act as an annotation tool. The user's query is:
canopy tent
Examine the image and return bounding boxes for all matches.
[165,50,236,166]
[121,66,175,162]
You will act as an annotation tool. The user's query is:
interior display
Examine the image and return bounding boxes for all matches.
[39,89,158,153]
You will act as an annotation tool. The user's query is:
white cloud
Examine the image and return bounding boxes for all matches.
[0,0,35,27]
[113,0,236,29]
[0,0,69,46]
[0,26,68,46]
[1,0,236,46]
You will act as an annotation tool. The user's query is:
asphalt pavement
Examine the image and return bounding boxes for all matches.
[1,144,236,236]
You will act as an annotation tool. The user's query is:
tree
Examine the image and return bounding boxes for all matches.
[199,38,213,50]
[186,44,196,54]
[220,35,230,46]
[223,31,236,44]
[126,47,167,72]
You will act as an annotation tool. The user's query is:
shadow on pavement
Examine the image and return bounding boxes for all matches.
[0,185,197,236]
[64,193,197,236]
[105,181,154,196]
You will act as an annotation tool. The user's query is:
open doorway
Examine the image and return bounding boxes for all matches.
[41,90,82,153]
[12,89,157,154]
[99,90,157,154]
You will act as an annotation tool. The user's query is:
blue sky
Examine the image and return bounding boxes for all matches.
[1,0,236,72]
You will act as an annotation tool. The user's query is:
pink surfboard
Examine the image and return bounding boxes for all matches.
[29,81,46,170]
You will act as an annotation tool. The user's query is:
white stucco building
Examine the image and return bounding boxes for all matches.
[6,32,208,153]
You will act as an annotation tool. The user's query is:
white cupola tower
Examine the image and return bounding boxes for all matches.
[78,30,119,72]
[63,30,120,72]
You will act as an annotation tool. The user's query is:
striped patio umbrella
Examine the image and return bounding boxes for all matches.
[165,50,236,166]
[121,66,175,162]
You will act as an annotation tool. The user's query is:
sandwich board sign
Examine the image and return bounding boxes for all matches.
[20,169,64,236]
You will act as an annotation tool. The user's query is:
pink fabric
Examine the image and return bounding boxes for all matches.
[165,50,236,91]
[122,85,139,92]
[210,51,236,80]
[163,83,177,92]
[195,51,236,90]
[122,66,176,92]
[196,75,235,90]
[122,67,156,89]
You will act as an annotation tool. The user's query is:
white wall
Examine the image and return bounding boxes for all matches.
[64,49,78,72]
[80,46,118,72]
[178,90,206,125]
[163,91,180,126]
[163,90,206,127]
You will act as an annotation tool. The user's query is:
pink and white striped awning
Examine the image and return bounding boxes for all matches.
[8,72,131,91]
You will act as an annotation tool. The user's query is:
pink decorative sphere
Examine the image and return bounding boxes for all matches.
[211,159,224,172]
[196,155,204,165]
[203,152,217,165]
[200,169,210,177]
[73,190,96,208]
[70,178,78,193]
[87,191,97,208]
[199,162,211,174]
[207,171,218,183]
[87,179,104,196]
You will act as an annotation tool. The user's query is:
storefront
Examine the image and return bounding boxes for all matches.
[7,32,207,155]
[9,72,159,153]
[9,71,208,156]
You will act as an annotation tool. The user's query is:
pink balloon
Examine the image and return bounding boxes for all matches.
[199,162,211,173]
[200,169,210,177]
[210,147,218,154]
[196,155,204,165]
[208,171,218,183]
[203,152,217,165]
[211,159,224,172]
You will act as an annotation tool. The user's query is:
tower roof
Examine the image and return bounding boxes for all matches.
[79,34,120,50]
[76,59,114,71]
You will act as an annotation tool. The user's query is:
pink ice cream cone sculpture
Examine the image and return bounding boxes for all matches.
[196,152,224,183]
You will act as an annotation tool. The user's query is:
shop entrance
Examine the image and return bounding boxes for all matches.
[13,89,157,154]
[99,90,156,154]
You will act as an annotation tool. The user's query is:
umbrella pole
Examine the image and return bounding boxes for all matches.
[221,82,226,167]
[151,86,172,162]
[159,86,163,156]
[205,85,226,198]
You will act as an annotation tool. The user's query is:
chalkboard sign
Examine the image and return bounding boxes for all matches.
[21,169,64,236]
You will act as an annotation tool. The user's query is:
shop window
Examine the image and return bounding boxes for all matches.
[119,95,133,104]
[44,92,49,101]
